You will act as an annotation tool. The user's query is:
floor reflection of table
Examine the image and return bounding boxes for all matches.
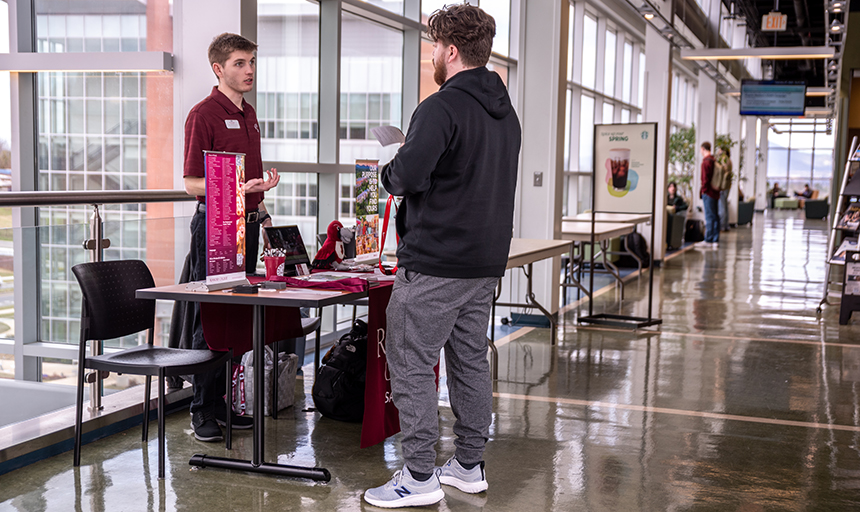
[560,221,636,298]
[136,283,366,481]
[491,238,572,379]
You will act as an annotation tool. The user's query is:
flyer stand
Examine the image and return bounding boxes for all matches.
[578,123,662,329]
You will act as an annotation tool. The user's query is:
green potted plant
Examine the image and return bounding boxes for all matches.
[668,125,696,203]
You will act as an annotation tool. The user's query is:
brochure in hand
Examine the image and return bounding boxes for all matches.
[837,205,860,231]
[370,126,405,147]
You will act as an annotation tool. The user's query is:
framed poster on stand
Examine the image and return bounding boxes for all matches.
[578,122,662,328]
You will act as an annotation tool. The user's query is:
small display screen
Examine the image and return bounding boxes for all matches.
[740,80,807,116]
[264,225,310,266]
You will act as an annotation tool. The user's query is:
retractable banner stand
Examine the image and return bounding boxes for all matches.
[579,123,662,328]
[202,150,250,291]
[355,160,380,263]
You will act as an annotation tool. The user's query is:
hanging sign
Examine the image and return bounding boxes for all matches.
[204,150,247,287]
[762,12,787,31]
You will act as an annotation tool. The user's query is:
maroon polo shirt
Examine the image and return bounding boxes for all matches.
[183,86,264,208]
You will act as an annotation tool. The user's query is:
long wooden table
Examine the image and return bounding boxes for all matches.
[136,284,367,481]
[560,221,636,298]
[564,213,651,271]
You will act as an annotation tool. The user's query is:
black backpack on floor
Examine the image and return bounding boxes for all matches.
[617,232,651,268]
[685,219,705,243]
[311,320,368,422]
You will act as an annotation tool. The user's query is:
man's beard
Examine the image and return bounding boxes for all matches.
[433,57,447,86]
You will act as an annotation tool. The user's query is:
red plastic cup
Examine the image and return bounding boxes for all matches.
[264,255,285,279]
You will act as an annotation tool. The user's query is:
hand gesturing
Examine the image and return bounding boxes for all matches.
[245,168,280,193]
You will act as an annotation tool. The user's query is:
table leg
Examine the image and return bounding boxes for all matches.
[601,240,624,299]
[622,233,643,273]
[253,304,265,465]
[188,304,331,481]
[524,263,557,345]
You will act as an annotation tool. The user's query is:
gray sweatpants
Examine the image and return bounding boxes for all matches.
[386,268,498,475]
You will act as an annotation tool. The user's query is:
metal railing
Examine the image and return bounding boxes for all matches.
[2,190,195,410]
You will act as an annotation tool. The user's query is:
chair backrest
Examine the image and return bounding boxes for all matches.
[71,260,156,342]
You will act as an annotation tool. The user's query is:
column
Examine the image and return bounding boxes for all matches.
[727,96,741,224]
[756,120,769,210]
[695,74,717,213]
[173,0,253,274]
[744,117,759,210]
[511,0,568,318]
[643,24,672,261]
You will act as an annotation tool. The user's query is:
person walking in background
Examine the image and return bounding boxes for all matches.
[701,142,720,245]
[363,4,521,508]
[717,147,732,232]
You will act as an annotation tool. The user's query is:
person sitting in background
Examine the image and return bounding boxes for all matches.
[772,183,785,198]
[795,184,813,198]
[667,181,688,212]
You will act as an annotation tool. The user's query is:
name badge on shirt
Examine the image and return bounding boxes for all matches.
[225,119,240,129]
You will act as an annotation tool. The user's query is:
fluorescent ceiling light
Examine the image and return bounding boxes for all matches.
[680,46,834,61]
[0,52,173,73]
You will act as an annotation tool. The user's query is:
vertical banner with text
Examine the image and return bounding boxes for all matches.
[593,123,657,213]
[204,150,246,286]
[355,160,380,261]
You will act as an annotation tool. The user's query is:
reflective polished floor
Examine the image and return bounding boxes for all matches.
[3,210,860,511]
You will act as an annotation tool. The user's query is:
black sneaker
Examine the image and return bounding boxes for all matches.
[214,406,254,430]
[190,410,223,442]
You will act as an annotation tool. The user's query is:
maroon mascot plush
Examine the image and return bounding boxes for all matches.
[312,220,345,270]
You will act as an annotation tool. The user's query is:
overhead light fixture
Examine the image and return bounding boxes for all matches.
[639,3,655,19]
[0,51,174,73]
[829,60,839,71]
[680,46,834,61]
[829,69,838,79]
[830,19,844,33]
[829,1,845,12]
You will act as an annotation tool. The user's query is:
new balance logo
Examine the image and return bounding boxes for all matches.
[394,487,412,498]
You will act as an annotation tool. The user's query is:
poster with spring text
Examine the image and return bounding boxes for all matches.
[592,123,657,214]
[355,160,380,262]
[204,150,246,286]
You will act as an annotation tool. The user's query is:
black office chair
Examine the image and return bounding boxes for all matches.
[71,260,233,479]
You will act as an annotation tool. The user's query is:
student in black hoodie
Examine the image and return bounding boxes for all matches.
[364,4,521,509]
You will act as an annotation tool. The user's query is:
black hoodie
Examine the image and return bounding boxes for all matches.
[381,67,521,278]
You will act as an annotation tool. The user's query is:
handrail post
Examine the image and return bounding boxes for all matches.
[83,204,111,412]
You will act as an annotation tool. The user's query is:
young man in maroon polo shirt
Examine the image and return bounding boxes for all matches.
[182,33,280,441]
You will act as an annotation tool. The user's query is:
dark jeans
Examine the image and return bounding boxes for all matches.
[189,208,261,414]
[703,194,720,243]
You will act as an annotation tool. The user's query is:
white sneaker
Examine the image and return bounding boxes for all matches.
[437,456,488,494]
[364,465,445,508]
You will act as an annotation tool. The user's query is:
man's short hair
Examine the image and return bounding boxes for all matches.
[208,33,258,68]
[427,4,496,68]
[701,142,711,151]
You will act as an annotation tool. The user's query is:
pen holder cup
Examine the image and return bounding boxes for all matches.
[264,256,286,279]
